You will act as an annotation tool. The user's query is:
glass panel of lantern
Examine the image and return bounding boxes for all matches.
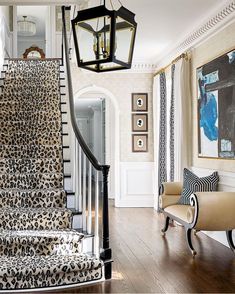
[115,15,136,64]
[75,15,112,63]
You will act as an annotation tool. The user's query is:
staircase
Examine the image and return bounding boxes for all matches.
[0,59,106,290]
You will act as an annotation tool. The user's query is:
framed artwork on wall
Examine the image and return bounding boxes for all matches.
[132,93,148,112]
[197,48,235,159]
[132,114,148,132]
[132,134,148,152]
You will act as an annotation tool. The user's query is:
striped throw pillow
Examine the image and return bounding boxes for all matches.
[178,168,219,205]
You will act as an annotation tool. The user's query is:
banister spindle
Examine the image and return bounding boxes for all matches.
[82,153,87,231]
[94,170,99,257]
[74,139,79,211]
[78,145,82,212]
[87,162,92,234]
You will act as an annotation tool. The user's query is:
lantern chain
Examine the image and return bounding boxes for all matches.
[107,0,123,9]
[109,0,114,10]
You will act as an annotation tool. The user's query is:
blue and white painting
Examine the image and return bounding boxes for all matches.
[197,49,235,159]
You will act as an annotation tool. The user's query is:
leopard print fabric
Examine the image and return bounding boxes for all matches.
[0,158,63,174]
[0,254,102,290]
[0,189,66,208]
[0,145,63,159]
[0,207,72,230]
[0,59,103,290]
[0,100,60,112]
[0,132,62,145]
[0,173,63,189]
[0,110,61,122]
[0,59,67,223]
[0,229,83,256]
[0,121,62,133]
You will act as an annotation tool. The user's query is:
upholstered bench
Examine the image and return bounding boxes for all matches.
[159,182,235,256]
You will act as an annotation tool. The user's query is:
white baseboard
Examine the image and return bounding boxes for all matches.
[116,162,154,207]
[191,166,235,248]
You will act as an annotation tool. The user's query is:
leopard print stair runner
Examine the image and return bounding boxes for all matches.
[0,59,103,290]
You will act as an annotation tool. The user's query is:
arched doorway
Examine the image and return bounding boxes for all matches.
[74,85,120,205]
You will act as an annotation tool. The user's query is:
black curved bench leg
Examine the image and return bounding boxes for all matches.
[226,230,235,253]
[161,216,170,236]
[186,228,197,257]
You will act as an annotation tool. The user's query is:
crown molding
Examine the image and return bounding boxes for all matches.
[126,1,235,73]
[102,62,157,74]
[128,62,157,74]
[179,0,235,50]
[155,0,235,69]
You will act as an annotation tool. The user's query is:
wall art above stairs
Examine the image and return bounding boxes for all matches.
[0,59,106,290]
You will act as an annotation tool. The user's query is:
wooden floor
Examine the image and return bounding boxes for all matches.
[50,201,235,293]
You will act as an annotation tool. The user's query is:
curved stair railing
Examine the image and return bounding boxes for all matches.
[61,6,112,279]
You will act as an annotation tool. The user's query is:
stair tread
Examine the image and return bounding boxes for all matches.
[0,228,84,240]
[0,207,71,212]
[0,189,66,208]
[0,207,72,230]
[0,253,103,275]
[0,254,103,289]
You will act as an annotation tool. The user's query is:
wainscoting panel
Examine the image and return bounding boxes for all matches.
[118,162,154,207]
[191,166,235,248]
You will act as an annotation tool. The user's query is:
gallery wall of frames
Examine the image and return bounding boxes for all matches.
[131,93,148,152]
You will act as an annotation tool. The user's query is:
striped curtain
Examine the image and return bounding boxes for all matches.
[169,64,175,182]
[153,57,190,210]
[158,72,167,190]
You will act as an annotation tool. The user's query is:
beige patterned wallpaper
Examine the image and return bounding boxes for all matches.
[9,6,13,32]
[55,6,70,32]
[71,65,154,162]
[191,21,235,172]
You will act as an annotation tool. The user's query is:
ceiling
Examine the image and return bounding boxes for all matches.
[98,0,226,63]
[13,0,229,61]
[17,6,47,38]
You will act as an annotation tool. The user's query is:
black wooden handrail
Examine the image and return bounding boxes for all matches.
[61,6,112,279]
[61,6,104,171]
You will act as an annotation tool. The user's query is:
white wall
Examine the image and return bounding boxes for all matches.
[0,6,12,68]
[71,67,155,207]
[17,39,45,57]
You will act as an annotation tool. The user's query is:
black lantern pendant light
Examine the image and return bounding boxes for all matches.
[71,0,137,72]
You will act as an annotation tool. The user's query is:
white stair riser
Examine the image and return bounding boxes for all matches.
[66,195,75,208]
[63,148,71,160]
[61,112,68,122]
[82,237,93,254]
[63,162,71,175]
[64,177,72,190]
[62,135,70,146]
[72,214,82,229]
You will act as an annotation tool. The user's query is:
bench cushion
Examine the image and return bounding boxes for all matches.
[164,205,195,224]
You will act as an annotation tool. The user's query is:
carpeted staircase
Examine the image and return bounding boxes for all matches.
[0,59,103,290]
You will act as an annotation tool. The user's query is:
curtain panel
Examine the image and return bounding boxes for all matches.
[153,57,191,210]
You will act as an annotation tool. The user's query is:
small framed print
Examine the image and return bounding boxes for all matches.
[132,93,148,112]
[132,134,148,152]
[132,114,148,132]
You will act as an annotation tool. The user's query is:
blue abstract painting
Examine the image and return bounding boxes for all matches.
[197,49,235,159]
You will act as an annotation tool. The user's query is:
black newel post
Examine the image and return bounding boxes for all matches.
[100,165,112,279]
